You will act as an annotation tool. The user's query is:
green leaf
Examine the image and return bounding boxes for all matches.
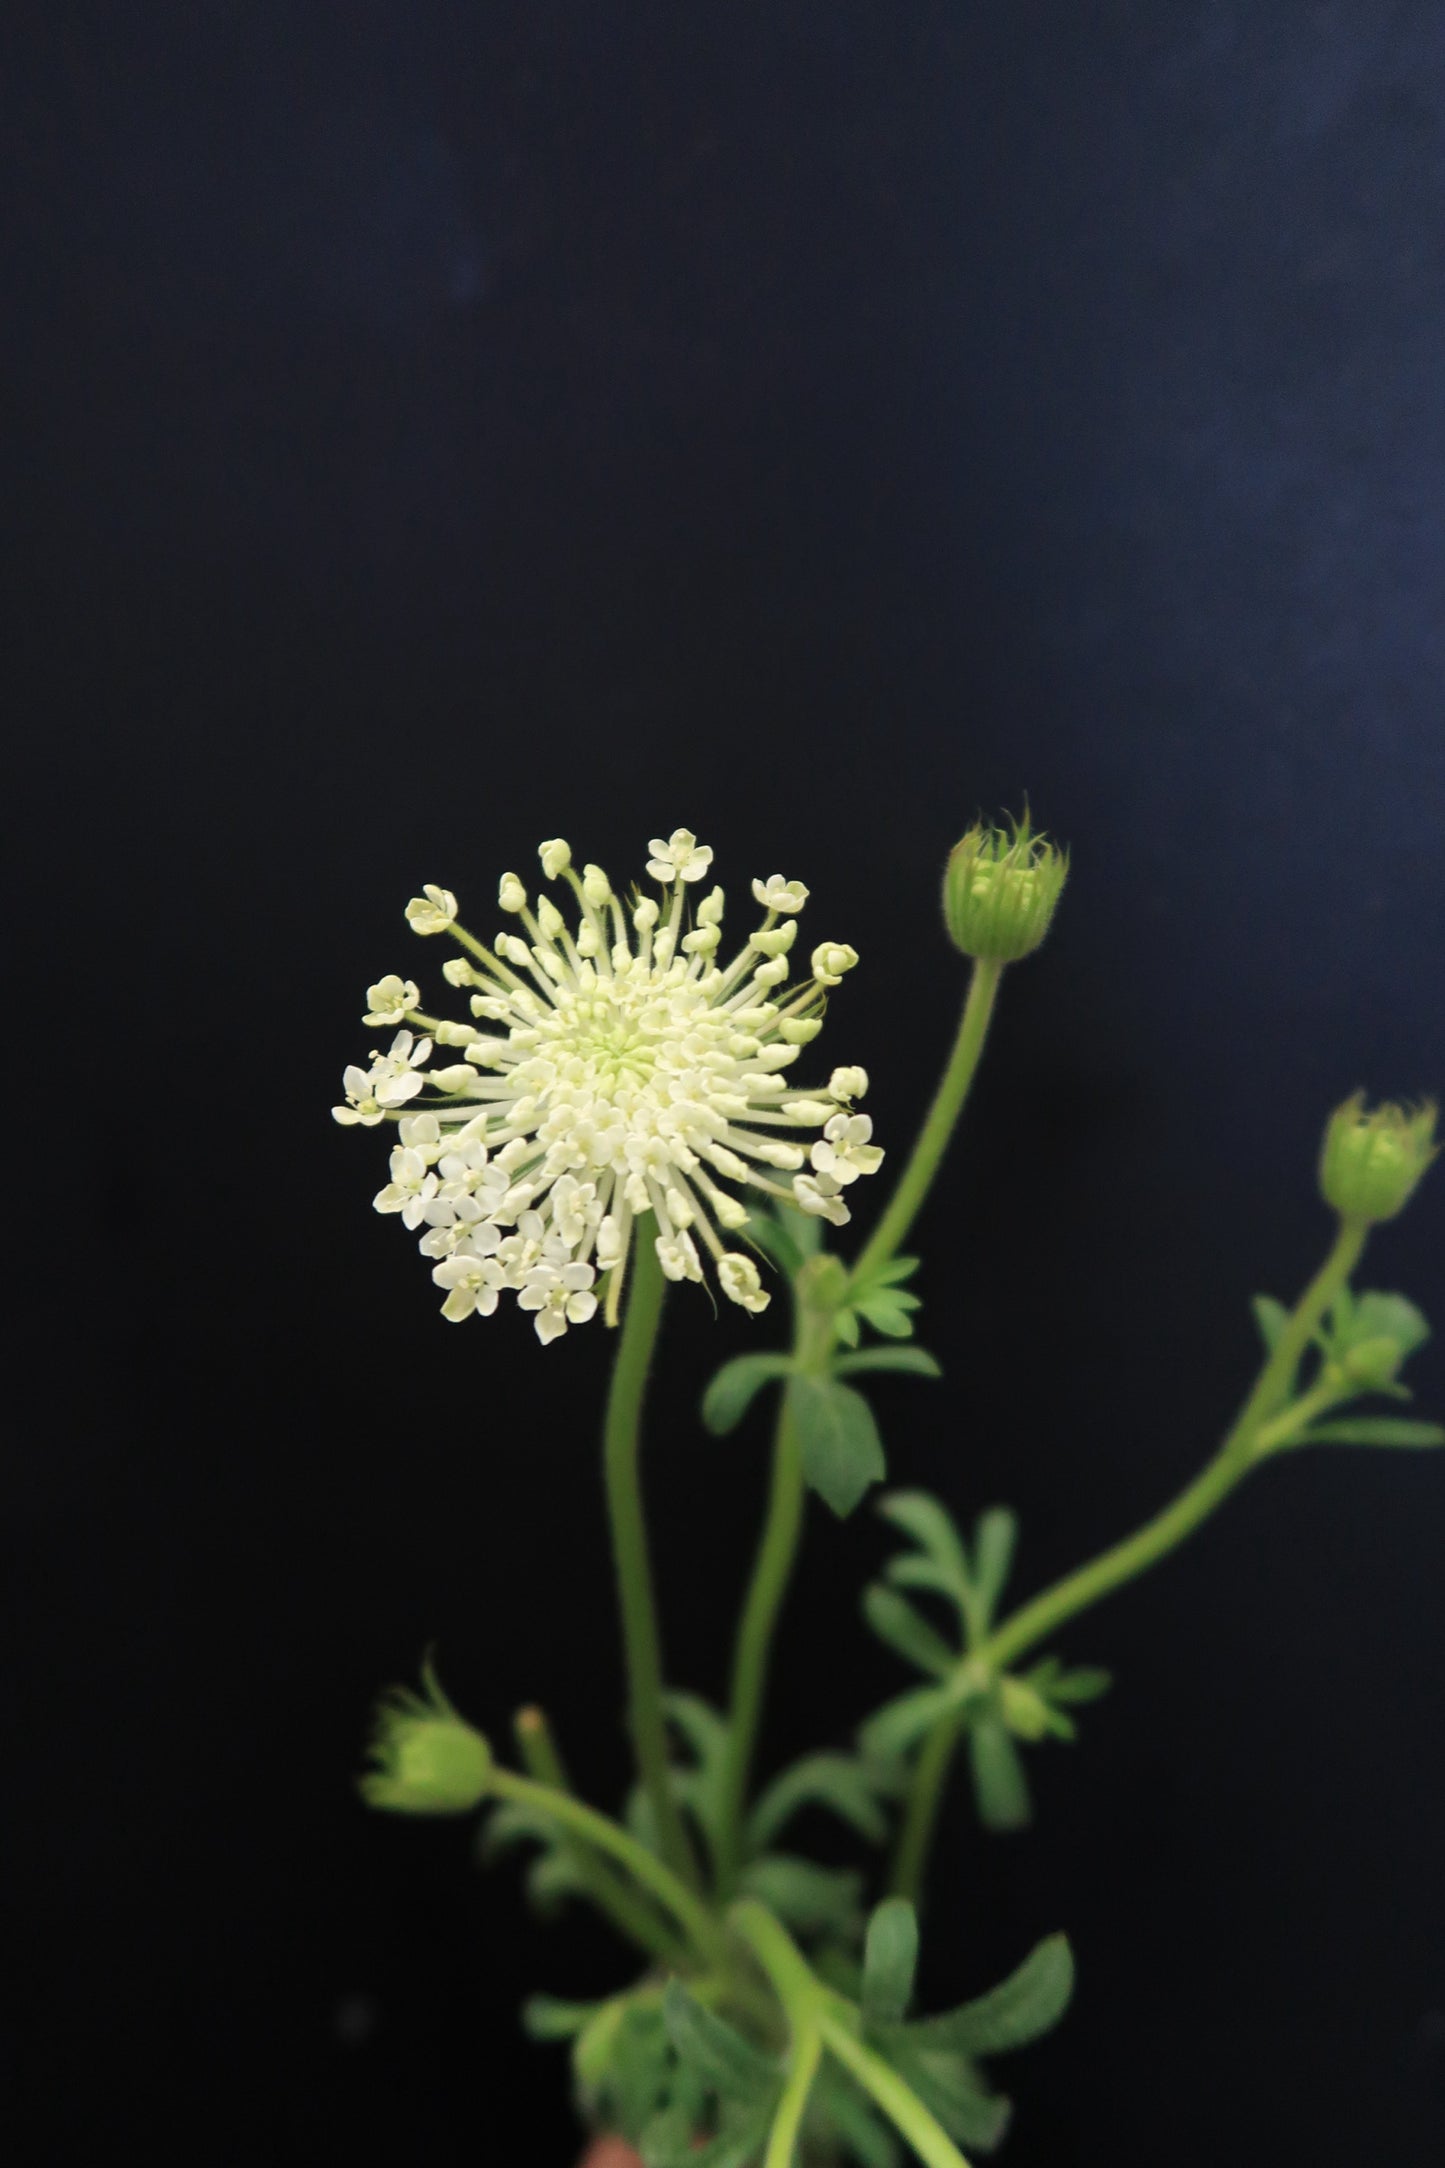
[790,1374,887,1516]
[858,1683,959,1764]
[907,1934,1075,2056]
[854,1288,922,1339]
[879,2042,1012,2152]
[1251,1293,1291,1353]
[702,1353,794,1436]
[521,1993,599,2040]
[833,1346,943,1380]
[1297,1417,1445,1448]
[1344,1290,1431,1359]
[811,2062,902,2168]
[852,1253,921,1295]
[877,1492,973,1601]
[736,1854,865,1938]
[833,1305,863,1349]
[1038,1662,1113,1705]
[967,1714,1032,1832]
[969,1508,1019,1627]
[861,1898,920,2027]
[746,1210,806,1278]
[683,2111,779,2168]
[662,1982,779,2103]
[863,1584,959,1678]
[746,1753,891,1852]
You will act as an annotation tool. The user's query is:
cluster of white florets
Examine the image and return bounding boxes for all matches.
[333,831,882,1342]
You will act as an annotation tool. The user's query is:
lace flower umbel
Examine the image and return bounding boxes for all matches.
[334,830,882,1342]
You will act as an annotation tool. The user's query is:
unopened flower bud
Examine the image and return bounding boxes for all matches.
[943,813,1068,963]
[360,1663,493,1815]
[1319,1094,1438,1224]
[538,838,571,879]
[498,873,528,914]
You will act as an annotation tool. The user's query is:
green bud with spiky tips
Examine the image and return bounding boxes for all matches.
[942,811,1069,963]
[1319,1094,1439,1225]
[360,1659,493,1815]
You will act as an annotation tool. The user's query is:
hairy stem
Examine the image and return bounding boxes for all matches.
[602,1234,699,1888]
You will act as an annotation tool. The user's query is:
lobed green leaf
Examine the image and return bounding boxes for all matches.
[790,1374,887,1517]
[746,1752,891,1853]
[863,1584,959,1679]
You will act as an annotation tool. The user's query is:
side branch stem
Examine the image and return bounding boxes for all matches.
[850,956,1004,1289]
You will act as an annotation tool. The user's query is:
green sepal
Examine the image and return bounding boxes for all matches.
[789,1374,887,1516]
[862,1584,959,1679]
[662,1982,780,2105]
[702,1353,794,1436]
[967,1713,1033,1832]
[833,1346,943,1380]
[897,1933,1075,2056]
[1294,1417,1445,1448]
[861,1897,920,2027]
[746,1752,891,1852]
[735,1853,865,1939]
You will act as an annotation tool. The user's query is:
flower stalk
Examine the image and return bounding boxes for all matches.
[602,1233,700,1890]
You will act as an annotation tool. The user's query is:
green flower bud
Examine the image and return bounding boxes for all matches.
[360,1660,493,1815]
[943,811,1069,963]
[1319,1094,1438,1225]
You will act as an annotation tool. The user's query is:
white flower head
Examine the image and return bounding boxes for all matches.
[405,885,457,935]
[336,830,881,1340]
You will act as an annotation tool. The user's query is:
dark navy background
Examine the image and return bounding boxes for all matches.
[6,6,1444,2162]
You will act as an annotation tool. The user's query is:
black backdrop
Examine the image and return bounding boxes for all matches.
[6,5,1445,2163]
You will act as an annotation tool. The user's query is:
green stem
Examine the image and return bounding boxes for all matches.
[815,2015,973,2168]
[850,956,1004,1290]
[888,1705,965,1905]
[489,1766,725,1965]
[982,1215,1367,1674]
[715,1396,808,1895]
[763,2020,823,2168]
[512,1708,689,1968]
[602,1233,699,1889]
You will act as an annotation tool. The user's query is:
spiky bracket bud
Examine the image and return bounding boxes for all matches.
[1319,1094,1438,1225]
[360,1659,493,1815]
[943,812,1069,963]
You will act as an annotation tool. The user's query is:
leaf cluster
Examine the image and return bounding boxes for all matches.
[860,1493,1109,1833]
